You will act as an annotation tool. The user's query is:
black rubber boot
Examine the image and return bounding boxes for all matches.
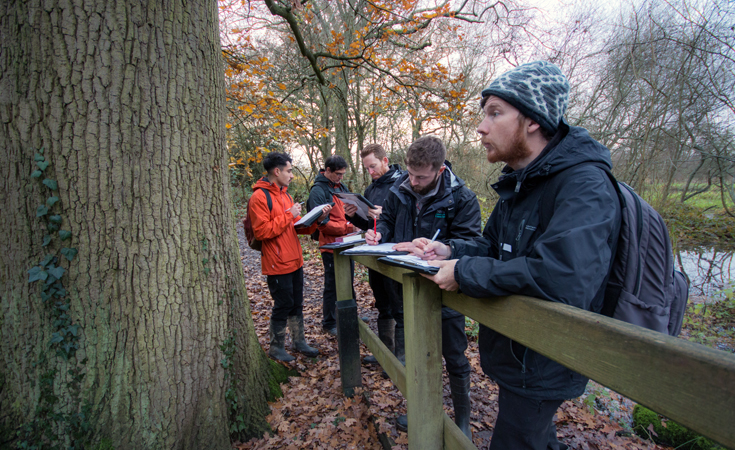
[288,316,319,357]
[449,373,472,439]
[396,414,407,432]
[394,325,405,365]
[268,320,295,362]
[364,318,395,364]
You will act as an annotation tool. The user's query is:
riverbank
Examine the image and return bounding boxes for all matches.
[661,204,735,250]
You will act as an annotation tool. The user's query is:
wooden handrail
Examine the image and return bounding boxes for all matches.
[443,292,735,448]
[333,253,735,449]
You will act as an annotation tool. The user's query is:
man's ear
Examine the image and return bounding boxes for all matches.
[526,119,541,134]
[438,165,446,175]
[382,157,389,166]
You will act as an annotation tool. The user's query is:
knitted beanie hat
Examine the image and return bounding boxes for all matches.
[481,61,569,133]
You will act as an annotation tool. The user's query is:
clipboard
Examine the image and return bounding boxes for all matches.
[377,255,439,275]
[319,239,366,250]
[294,203,330,228]
[341,243,408,256]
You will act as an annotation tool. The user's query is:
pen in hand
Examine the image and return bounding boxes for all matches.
[429,228,440,243]
[423,229,440,257]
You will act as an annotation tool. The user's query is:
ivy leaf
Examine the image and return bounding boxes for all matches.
[67,324,80,336]
[34,153,45,162]
[47,222,60,232]
[36,205,49,217]
[49,215,62,224]
[49,333,64,345]
[61,247,78,261]
[43,179,58,190]
[41,254,55,267]
[39,147,44,154]
[47,196,60,207]
[47,266,65,280]
[28,266,48,283]
[42,234,52,247]
[59,230,72,240]
[31,170,43,178]
[37,161,50,171]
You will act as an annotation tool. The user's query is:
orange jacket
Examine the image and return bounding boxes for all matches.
[249,178,318,275]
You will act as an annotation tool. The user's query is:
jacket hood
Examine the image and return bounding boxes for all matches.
[393,161,466,202]
[373,164,403,186]
[253,177,288,194]
[495,123,612,195]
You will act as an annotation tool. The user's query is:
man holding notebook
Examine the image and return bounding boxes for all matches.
[364,136,481,438]
[344,144,404,365]
[249,152,331,362]
[307,155,359,336]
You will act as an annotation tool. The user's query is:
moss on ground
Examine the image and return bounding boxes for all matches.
[632,405,725,449]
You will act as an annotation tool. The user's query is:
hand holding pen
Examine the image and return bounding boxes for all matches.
[289,201,303,216]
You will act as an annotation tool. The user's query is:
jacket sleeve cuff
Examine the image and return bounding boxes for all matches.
[454,257,463,294]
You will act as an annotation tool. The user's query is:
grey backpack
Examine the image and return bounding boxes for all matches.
[542,164,689,336]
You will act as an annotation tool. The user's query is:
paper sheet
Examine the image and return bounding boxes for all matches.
[334,192,374,220]
[340,243,404,255]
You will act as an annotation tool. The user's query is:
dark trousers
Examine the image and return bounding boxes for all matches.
[489,387,567,450]
[266,267,304,323]
[442,313,471,378]
[320,252,355,329]
[369,269,403,323]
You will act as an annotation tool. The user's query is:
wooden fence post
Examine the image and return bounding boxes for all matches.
[334,249,361,397]
[403,273,443,450]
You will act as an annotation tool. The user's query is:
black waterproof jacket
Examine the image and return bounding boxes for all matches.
[449,124,621,400]
[349,164,404,231]
[378,163,482,319]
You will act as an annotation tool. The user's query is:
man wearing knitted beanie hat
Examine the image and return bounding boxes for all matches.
[412,61,622,449]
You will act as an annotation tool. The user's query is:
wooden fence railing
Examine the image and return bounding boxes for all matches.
[333,251,735,450]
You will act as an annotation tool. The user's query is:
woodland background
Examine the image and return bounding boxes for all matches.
[221,0,735,236]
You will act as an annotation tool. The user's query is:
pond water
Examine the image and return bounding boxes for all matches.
[676,247,735,300]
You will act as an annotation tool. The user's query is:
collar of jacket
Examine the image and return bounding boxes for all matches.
[373,164,403,186]
[393,164,462,205]
[254,176,289,194]
[492,121,613,199]
[493,123,568,199]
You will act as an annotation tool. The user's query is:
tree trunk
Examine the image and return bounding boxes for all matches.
[0,1,272,448]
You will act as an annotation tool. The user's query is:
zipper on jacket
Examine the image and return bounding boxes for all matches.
[509,340,528,388]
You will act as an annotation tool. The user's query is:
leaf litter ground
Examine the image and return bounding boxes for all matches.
[235,224,671,449]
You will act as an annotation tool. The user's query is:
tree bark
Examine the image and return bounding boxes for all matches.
[0,1,271,448]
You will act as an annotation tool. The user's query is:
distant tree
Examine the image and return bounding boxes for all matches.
[0,1,273,448]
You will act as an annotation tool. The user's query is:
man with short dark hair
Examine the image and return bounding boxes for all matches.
[249,152,331,362]
[416,61,622,449]
[365,136,481,438]
[307,155,359,336]
[344,144,404,364]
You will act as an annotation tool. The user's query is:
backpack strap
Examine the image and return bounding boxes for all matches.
[259,188,273,211]
[538,162,624,315]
